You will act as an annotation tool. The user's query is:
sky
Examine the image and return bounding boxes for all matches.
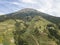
[0,0,60,17]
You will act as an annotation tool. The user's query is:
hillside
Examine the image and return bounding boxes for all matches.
[0,8,60,45]
[0,8,60,24]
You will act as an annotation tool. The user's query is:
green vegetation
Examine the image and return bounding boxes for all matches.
[0,8,60,45]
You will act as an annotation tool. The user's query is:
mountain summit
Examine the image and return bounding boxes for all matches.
[0,8,60,24]
[0,8,60,45]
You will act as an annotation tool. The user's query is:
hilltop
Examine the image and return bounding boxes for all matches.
[0,8,60,24]
[0,8,60,45]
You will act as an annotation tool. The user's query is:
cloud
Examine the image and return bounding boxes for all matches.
[0,0,60,17]
[0,12,5,15]
[34,0,53,13]
[20,0,37,4]
[0,0,54,16]
[35,0,60,17]
[10,2,20,5]
[47,0,60,17]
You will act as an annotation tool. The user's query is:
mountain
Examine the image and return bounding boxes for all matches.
[0,8,60,24]
[0,8,60,45]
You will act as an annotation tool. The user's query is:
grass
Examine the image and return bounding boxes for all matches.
[0,16,59,45]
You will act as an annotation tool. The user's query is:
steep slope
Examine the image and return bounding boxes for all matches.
[0,8,60,45]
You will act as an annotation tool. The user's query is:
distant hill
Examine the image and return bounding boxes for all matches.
[0,8,60,24]
[0,8,60,45]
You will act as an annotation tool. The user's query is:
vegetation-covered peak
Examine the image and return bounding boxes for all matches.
[0,8,60,45]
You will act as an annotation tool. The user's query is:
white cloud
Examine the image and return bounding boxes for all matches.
[0,0,60,17]
[34,0,53,13]
[35,0,60,17]
[9,2,20,5]
[0,12,5,15]
[36,9,45,12]
[11,2,19,5]
[46,0,60,17]
[9,0,60,17]
[21,0,37,4]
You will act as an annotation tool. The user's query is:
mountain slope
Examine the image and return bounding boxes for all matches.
[0,8,60,24]
[0,8,60,45]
